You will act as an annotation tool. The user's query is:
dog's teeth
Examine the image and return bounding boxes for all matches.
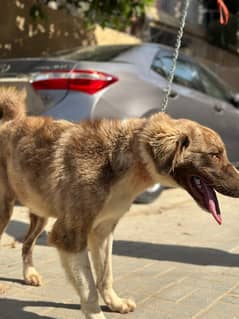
[195,178,201,184]
[194,177,202,189]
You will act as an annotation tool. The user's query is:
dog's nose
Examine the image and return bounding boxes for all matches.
[214,164,239,197]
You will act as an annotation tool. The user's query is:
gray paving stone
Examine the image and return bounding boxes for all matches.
[198,302,239,319]
[1,188,239,319]
[221,294,239,305]
[156,282,197,303]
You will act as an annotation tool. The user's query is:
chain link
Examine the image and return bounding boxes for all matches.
[161,0,191,112]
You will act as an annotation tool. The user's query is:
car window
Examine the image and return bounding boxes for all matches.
[196,65,231,102]
[152,55,204,92]
[152,53,231,103]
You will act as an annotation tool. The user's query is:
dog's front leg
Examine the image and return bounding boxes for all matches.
[89,222,136,314]
[58,248,106,319]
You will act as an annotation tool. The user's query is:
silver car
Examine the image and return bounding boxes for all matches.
[0,43,238,202]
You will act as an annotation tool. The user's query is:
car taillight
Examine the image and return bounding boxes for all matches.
[31,70,118,95]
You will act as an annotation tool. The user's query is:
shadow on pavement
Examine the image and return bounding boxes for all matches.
[5,220,47,245]
[0,298,111,318]
[114,240,239,267]
[0,277,25,285]
[5,221,239,267]
[0,298,79,319]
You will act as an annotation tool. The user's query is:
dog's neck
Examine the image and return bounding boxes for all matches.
[115,116,165,184]
[135,113,179,188]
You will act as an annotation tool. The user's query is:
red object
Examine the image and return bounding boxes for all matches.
[31,70,118,95]
[217,0,229,25]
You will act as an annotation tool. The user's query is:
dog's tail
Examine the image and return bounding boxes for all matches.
[0,86,26,122]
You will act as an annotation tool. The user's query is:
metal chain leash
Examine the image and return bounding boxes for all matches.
[161,0,191,112]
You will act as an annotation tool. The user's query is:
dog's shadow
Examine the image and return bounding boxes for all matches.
[0,298,93,319]
[0,298,111,318]
[0,299,75,319]
[114,240,239,268]
[5,220,239,267]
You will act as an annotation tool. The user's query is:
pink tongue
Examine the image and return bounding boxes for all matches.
[203,184,222,225]
[208,198,222,225]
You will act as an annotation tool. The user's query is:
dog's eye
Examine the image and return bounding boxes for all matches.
[210,153,221,160]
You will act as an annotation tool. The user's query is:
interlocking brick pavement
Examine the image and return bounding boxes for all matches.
[1,188,239,319]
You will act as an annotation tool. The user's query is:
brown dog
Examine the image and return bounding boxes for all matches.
[1,86,239,319]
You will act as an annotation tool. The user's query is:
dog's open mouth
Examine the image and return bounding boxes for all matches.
[190,176,222,225]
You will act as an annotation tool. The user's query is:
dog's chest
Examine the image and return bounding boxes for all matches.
[93,178,136,228]
[93,172,151,228]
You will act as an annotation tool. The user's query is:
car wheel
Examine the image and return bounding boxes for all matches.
[134,183,164,204]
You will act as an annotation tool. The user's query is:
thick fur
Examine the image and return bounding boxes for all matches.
[1,87,239,319]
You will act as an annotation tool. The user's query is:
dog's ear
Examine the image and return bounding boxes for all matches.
[148,131,190,174]
[171,134,190,172]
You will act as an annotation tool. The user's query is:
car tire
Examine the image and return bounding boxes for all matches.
[134,183,164,204]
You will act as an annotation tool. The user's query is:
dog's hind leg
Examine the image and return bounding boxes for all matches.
[0,194,15,241]
[89,222,136,314]
[22,213,48,286]
[50,220,106,319]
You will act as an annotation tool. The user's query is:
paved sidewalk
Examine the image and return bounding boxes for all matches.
[1,188,239,319]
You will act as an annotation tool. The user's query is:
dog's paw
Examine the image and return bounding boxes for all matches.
[23,267,42,286]
[114,298,136,314]
[105,292,136,314]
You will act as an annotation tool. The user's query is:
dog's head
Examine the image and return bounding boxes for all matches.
[141,113,239,225]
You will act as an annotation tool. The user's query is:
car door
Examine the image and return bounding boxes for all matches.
[207,98,239,165]
[150,53,239,164]
[193,63,239,164]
